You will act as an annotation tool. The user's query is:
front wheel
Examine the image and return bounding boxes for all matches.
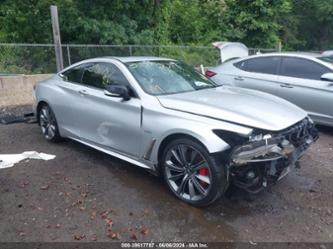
[161,138,228,207]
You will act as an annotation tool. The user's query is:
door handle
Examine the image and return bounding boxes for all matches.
[280,83,293,88]
[234,76,244,81]
[78,89,88,95]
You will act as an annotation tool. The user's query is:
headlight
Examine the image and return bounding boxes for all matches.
[213,130,248,147]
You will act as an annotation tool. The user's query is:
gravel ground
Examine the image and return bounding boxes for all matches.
[0,106,332,242]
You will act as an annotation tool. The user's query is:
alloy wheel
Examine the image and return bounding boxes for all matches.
[164,144,212,201]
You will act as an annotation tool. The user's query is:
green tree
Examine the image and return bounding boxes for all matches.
[221,0,292,48]
[281,0,333,50]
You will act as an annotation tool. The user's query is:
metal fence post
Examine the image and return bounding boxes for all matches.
[129,45,132,56]
[277,41,282,52]
[66,44,71,65]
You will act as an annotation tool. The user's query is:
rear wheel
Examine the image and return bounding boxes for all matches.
[161,138,228,207]
[39,104,62,142]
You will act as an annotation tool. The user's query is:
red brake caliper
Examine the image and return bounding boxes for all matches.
[198,168,209,187]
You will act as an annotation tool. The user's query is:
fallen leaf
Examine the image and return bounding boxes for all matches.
[90,211,97,220]
[140,226,149,236]
[74,234,86,241]
[40,185,49,190]
[71,199,82,207]
[51,235,58,240]
[112,232,120,240]
[18,181,29,188]
[130,232,138,240]
[105,218,113,227]
[100,210,109,219]
[79,206,86,211]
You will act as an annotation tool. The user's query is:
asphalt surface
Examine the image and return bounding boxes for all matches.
[0,110,332,242]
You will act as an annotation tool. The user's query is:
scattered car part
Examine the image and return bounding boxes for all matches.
[0,151,56,169]
[0,112,36,125]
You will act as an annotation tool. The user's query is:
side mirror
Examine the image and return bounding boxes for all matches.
[104,84,130,100]
[320,73,333,82]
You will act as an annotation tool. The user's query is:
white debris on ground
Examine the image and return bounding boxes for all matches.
[0,151,56,169]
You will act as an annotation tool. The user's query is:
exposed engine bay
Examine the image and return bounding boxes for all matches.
[229,118,318,193]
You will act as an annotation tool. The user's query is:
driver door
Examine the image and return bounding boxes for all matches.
[73,62,142,158]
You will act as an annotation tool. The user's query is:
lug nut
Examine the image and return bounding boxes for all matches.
[246,171,256,179]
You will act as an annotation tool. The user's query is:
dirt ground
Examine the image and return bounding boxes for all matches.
[0,107,332,243]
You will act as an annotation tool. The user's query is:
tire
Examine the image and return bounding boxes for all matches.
[161,138,228,207]
[38,104,62,142]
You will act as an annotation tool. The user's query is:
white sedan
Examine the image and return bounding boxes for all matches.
[207,53,333,127]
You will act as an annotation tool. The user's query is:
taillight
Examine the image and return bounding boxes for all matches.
[205,70,217,78]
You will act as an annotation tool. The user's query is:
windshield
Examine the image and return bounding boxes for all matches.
[318,56,333,64]
[126,60,217,95]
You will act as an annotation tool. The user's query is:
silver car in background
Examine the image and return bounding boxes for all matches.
[208,53,333,127]
[34,57,318,206]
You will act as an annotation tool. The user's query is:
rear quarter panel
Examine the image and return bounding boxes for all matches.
[35,75,79,138]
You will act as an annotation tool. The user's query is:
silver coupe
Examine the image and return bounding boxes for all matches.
[34,57,318,206]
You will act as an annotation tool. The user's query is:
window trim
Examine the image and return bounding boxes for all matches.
[278,56,333,80]
[61,63,92,85]
[61,61,139,98]
[233,56,281,75]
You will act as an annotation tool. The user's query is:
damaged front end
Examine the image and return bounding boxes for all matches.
[229,118,318,193]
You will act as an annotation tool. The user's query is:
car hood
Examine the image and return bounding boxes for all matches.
[157,86,307,131]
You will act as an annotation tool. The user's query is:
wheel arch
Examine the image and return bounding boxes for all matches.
[36,100,49,124]
[157,133,208,165]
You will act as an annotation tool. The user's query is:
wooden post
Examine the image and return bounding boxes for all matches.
[50,5,64,71]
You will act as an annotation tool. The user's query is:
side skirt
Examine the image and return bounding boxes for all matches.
[68,136,153,170]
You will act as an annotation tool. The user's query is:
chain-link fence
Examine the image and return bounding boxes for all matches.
[0,43,277,74]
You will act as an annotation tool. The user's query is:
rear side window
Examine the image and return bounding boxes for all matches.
[62,64,87,83]
[234,57,280,75]
[81,62,129,89]
[280,57,332,80]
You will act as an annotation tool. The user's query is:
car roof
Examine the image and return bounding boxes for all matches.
[244,52,322,60]
[112,56,175,63]
[224,52,333,69]
[59,56,177,75]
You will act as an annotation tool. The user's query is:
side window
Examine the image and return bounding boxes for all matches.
[62,64,86,83]
[235,57,280,75]
[81,62,129,89]
[280,57,331,80]
[234,60,247,70]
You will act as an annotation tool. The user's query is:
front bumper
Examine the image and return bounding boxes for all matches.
[229,118,318,192]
